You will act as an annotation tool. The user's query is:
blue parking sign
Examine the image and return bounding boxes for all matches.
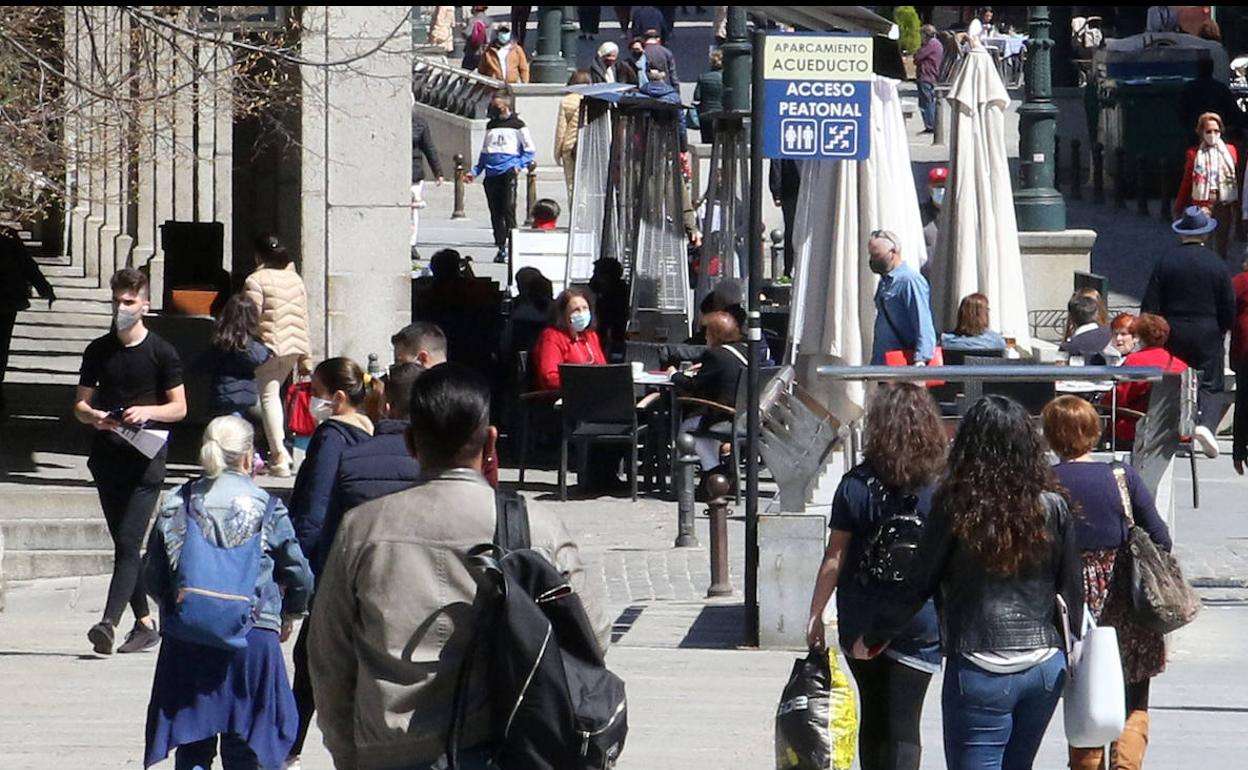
[761,33,873,161]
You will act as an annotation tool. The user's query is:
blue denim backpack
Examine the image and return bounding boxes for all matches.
[162,493,276,650]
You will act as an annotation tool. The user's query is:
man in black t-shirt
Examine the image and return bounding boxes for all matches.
[74,268,186,655]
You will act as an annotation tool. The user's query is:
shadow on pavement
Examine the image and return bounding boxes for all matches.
[678,604,745,650]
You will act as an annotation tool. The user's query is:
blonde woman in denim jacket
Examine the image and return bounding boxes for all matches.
[143,415,312,770]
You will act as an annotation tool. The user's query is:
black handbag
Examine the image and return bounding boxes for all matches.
[1112,464,1200,634]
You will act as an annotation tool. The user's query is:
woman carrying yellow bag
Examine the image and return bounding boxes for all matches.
[805,384,946,770]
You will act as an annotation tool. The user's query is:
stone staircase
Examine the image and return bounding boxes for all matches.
[2,254,115,580]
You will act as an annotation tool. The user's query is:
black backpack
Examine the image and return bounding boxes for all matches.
[854,473,926,588]
[448,490,628,770]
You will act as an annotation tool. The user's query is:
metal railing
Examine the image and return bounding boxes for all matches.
[815,365,1165,383]
[412,58,503,119]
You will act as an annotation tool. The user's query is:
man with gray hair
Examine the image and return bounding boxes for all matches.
[868,230,937,365]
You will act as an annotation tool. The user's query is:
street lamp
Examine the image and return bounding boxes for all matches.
[1014,6,1067,232]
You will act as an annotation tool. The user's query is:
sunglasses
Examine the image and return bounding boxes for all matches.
[870,229,899,252]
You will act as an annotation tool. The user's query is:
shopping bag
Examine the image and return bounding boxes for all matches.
[1059,598,1126,748]
[775,649,858,770]
[882,346,945,386]
[285,380,316,437]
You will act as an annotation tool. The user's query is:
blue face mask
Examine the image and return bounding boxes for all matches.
[570,310,591,333]
[498,32,512,44]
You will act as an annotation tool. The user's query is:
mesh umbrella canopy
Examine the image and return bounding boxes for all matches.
[567,89,691,339]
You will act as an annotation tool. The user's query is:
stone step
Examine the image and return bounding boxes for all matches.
[14,310,112,329]
[37,264,87,278]
[47,275,104,289]
[0,487,103,519]
[3,549,113,581]
[7,352,87,374]
[51,286,115,301]
[0,519,111,551]
[34,253,73,267]
[2,370,80,386]
[7,337,91,354]
[20,298,112,316]
[10,323,103,341]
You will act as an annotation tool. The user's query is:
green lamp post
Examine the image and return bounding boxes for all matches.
[531,6,567,83]
[1015,6,1067,232]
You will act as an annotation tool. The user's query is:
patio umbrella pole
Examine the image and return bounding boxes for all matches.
[745,28,765,648]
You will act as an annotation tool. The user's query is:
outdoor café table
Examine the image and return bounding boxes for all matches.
[633,369,679,494]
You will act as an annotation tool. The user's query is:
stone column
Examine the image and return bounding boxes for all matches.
[63,7,93,278]
[301,6,412,362]
[149,30,178,308]
[130,19,158,273]
[212,47,234,270]
[98,8,126,276]
[1015,6,1066,232]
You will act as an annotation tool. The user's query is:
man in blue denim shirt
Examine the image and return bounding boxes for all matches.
[868,230,937,365]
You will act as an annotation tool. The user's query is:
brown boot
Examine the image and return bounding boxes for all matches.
[1069,746,1105,769]
[1111,710,1150,770]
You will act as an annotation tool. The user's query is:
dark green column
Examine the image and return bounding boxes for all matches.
[721,8,751,114]
[561,6,578,78]
[531,6,567,83]
[1015,6,1067,232]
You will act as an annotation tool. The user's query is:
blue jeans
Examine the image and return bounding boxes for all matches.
[918,80,936,131]
[174,733,258,770]
[942,653,1067,770]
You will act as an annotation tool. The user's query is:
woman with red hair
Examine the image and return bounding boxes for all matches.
[1104,314,1188,445]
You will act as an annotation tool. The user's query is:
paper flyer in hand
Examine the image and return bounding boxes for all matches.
[110,424,170,459]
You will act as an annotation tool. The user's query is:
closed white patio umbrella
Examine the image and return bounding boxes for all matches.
[928,47,1031,350]
[787,77,928,419]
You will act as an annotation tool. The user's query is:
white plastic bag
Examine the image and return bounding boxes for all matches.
[1060,598,1126,748]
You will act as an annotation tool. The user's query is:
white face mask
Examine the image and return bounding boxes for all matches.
[309,396,335,425]
[114,305,145,332]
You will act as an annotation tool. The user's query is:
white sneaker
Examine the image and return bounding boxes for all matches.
[1193,425,1220,459]
[282,757,302,770]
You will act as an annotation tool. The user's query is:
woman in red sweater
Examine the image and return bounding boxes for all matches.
[1104,314,1188,445]
[532,287,607,391]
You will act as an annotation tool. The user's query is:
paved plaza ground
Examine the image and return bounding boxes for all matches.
[2,460,1248,769]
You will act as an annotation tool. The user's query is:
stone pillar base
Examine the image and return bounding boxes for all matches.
[1018,228,1098,323]
[758,514,825,650]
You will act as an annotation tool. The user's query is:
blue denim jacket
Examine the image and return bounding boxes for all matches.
[145,471,313,633]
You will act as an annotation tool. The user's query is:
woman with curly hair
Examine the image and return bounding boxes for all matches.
[806,383,947,770]
[856,395,1084,770]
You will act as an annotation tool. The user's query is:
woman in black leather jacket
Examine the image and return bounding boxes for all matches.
[857,395,1084,770]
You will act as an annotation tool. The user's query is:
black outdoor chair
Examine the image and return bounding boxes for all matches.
[558,364,650,501]
[962,355,1056,416]
[929,348,1005,413]
[514,351,560,485]
[677,365,783,504]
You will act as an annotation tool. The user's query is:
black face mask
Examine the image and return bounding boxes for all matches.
[630,50,643,62]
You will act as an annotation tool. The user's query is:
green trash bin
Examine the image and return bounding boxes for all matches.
[1098,76,1190,195]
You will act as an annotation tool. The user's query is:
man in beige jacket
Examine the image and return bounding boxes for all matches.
[309,364,608,770]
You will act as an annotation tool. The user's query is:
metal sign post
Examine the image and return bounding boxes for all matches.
[746,29,875,648]
[745,28,764,648]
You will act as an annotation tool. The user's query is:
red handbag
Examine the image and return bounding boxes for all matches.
[285,380,317,437]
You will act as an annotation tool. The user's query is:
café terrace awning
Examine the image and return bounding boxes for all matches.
[741,6,899,39]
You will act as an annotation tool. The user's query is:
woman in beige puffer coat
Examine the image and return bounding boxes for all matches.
[244,235,312,477]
